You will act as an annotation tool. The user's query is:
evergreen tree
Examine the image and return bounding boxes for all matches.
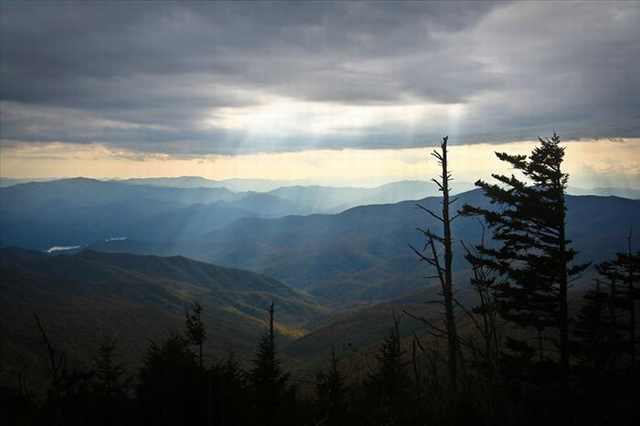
[184,302,206,369]
[572,245,639,425]
[461,133,589,379]
[93,336,128,399]
[209,352,250,426]
[315,346,348,425]
[593,246,640,370]
[573,280,618,372]
[137,334,202,426]
[249,302,291,426]
[365,318,412,423]
[92,336,129,426]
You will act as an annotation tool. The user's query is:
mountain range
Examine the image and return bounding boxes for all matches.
[90,190,640,307]
[2,177,640,377]
[5,177,637,253]
[0,178,449,250]
[0,178,302,249]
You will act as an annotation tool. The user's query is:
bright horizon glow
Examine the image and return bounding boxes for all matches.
[208,97,466,138]
[2,138,639,190]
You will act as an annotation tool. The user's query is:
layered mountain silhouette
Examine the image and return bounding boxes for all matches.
[0,178,303,249]
[3,178,637,252]
[0,178,448,249]
[90,190,640,306]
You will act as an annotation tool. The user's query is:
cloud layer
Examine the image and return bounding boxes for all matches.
[1,1,639,155]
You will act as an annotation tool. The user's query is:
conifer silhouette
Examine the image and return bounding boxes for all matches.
[92,336,129,426]
[316,346,348,425]
[365,317,411,423]
[137,335,202,426]
[592,243,640,370]
[184,302,206,369]
[249,302,291,426]
[461,133,589,380]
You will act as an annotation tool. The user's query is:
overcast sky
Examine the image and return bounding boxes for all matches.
[1,1,639,183]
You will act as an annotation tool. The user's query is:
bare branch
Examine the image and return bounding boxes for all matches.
[416,204,444,223]
[34,313,64,380]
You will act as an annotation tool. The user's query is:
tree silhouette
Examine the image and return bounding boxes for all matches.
[315,346,348,425]
[92,336,129,426]
[461,237,502,381]
[33,313,94,426]
[365,316,412,424]
[137,334,202,426]
[573,279,618,372]
[572,243,639,426]
[184,302,206,369]
[93,336,128,399]
[410,135,460,391]
[249,302,291,426]
[592,243,639,370]
[461,133,589,381]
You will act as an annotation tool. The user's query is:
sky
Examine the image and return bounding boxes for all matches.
[1,1,639,187]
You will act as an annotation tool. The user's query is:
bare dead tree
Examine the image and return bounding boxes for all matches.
[34,313,66,385]
[34,313,67,426]
[409,136,460,391]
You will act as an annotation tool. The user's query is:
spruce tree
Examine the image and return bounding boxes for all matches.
[315,346,348,425]
[249,302,291,426]
[137,335,202,425]
[92,336,129,426]
[209,352,250,426]
[461,133,589,379]
[365,318,411,423]
[93,336,128,399]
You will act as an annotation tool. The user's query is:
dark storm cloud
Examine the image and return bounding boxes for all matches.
[0,1,638,155]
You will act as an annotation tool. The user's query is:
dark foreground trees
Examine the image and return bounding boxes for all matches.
[315,346,348,425]
[248,302,294,426]
[575,243,639,373]
[364,318,413,423]
[137,334,203,425]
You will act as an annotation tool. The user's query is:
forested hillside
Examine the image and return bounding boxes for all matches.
[0,248,327,375]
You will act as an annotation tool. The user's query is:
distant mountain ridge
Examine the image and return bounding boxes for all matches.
[0,178,303,249]
[3,176,638,199]
[567,185,640,199]
[268,180,476,213]
[0,177,470,250]
[3,179,640,305]
[90,190,640,307]
[121,176,293,192]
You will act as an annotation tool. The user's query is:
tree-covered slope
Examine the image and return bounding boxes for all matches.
[0,248,328,370]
